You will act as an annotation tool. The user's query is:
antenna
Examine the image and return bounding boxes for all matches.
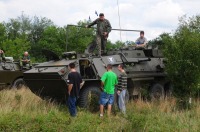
[117,0,122,41]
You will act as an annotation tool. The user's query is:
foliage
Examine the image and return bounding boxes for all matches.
[0,23,6,47]
[148,33,171,49]
[154,15,200,98]
[107,40,125,50]
[1,39,31,59]
[0,14,127,61]
[65,20,95,53]
[38,26,66,56]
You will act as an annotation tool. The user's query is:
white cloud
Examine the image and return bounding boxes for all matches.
[144,0,184,27]
[0,0,199,43]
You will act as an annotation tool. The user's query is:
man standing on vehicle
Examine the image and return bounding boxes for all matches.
[0,49,5,62]
[20,51,32,69]
[86,13,112,56]
[100,64,118,117]
[67,63,82,117]
[135,31,148,48]
[117,64,128,114]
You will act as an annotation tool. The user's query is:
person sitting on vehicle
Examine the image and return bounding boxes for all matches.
[135,31,148,48]
[20,51,32,69]
[0,49,6,63]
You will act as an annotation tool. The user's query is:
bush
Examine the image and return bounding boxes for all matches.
[152,15,200,98]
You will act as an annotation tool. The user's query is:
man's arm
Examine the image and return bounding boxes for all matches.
[67,73,74,95]
[68,84,73,95]
[79,74,84,89]
[136,38,147,48]
[2,53,5,58]
[88,19,98,28]
[137,43,146,48]
[27,56,31,61]
[100,81,104,91]
[100,72,107,91]
[106,20,112,33]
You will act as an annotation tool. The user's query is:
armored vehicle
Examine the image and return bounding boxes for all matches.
[0,57,31,89]
[24,47,171,109]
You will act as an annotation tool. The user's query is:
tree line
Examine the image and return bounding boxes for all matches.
[1,13,200,99]
[0,14,124,62]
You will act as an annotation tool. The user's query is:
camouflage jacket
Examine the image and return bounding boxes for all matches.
[0,53,5,58]
[88,18,112,36]
[21,55,30,60]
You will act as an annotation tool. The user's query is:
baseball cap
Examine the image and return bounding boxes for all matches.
[99,13,104,16]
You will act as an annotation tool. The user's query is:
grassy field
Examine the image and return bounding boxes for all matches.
[0,88,200,132]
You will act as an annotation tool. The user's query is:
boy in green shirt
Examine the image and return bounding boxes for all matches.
[99,64,118,117]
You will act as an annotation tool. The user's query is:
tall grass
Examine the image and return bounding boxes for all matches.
[0,88,200,131]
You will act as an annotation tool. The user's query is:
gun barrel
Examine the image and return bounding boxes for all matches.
[138,58,151,62]
[67,24,142,32]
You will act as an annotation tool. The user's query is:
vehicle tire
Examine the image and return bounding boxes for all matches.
[164,82,173,98]
[150,83,164,100]
[79,86,101,112]
[12,78,26,89]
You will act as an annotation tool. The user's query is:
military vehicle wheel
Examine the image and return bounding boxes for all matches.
[12,78,26,89]
[150,83,164,100]
[79,86,101,112]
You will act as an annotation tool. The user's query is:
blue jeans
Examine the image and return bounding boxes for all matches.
[118,89,126,113]
[67,96,77,117]
[99,92,114,105]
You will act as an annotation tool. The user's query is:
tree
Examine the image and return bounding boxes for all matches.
[65,20,95,53]
[38,26,66,56]
[0,23,6,48]
[1,38,31,59]
[161,15,200,98]
[107,40,125,50]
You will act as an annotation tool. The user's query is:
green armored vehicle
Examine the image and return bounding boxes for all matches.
[24,46,171,108]
[0,57,28,89]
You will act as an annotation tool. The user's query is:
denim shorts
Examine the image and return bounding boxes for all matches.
[99,92,114,105]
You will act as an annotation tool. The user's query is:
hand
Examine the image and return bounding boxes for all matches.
[117,90,121,95]
[100,87,103,92]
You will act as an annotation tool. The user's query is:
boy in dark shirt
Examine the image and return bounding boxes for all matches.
[67,63,82,117]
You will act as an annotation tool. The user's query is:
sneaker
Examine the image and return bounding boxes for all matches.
[99,114,103,117]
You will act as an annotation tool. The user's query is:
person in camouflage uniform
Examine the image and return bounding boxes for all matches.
[20,51,32,69]
[0,49,5,63]
[86,13,112,56]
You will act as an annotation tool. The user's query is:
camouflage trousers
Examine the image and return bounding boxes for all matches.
[0,57,5,63]
[20,61,32,67]
[96,34,107,56]
[87,34,107,56]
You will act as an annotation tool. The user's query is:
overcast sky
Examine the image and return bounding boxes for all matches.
[0,0,199,42]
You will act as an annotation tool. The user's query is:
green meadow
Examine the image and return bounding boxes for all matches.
[0,88,199,131]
